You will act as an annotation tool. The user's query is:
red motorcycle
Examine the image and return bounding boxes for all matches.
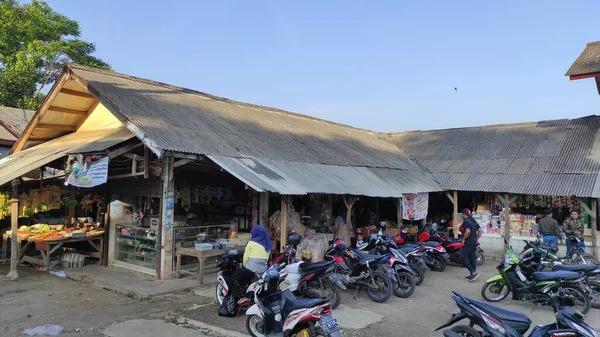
[395,229,449,272]
[418,224,485,267]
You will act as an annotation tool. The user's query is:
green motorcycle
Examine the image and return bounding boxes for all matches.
[481,248,591,314]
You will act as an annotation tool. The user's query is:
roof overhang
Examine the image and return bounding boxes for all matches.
[0,128,134,186]
[208,155,442,197]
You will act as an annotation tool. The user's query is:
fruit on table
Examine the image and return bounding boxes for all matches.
[35,232,64,240]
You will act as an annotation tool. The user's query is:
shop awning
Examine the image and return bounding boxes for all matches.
[0,128,134,186]
[208,155,442,197]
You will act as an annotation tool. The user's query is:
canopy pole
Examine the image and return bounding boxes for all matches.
[259,192,269,227]
[280,197,288,249]
[591,198,598,260]
[343,196,357,245]
[6,199,19,280]
[396,197,402,228]
[497,194,517,250]
[452,191,458,238]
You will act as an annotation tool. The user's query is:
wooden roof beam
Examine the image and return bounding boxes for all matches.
[47,106,87,115]
[59,88,94,99]
[36,123,76,131]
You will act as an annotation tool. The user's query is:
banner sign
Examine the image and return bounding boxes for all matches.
[66,155,109,188]
[402,192,429,220]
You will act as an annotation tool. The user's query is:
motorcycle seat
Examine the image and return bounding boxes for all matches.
[398,246,418,253]
[467,296,531,334]
[298,260,335,273]
[287,294,330,311]
[552,264,598,273]
[444,237,461,243]
[422,241,442,247]
[532,271,582,281]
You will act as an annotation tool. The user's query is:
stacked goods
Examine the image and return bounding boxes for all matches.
[269,210,304,238]
[0,191,10,219]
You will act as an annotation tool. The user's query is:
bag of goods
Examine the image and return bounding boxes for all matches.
[295,235,328,263]
[269,210,304,238]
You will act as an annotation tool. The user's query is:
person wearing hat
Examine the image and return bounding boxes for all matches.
[460,208,482,282]
[538,209,561,250]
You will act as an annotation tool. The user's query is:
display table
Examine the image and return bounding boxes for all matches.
[176,246,237,284]
[1,234,32,262]
[4,235,104,272]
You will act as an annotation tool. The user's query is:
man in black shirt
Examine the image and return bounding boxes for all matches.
[461,208,482,281]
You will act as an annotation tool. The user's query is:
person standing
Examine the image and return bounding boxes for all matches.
[460,209,482,282]
[563,210,585,257]
[538,209,561,250]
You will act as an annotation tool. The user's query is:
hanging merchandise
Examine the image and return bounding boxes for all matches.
[199,186,212,205]
[402,193,428,220]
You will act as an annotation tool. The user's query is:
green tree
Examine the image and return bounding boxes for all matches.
[0,0,109,109]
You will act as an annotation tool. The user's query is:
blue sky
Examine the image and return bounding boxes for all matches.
[47,0,600,132]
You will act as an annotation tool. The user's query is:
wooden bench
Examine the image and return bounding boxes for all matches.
[175,246,236,285]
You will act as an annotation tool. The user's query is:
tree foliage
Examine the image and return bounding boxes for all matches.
[0,0,109,109]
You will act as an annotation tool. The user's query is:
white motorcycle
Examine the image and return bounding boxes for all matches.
[246,264,343,337]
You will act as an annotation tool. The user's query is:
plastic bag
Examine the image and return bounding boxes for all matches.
[269,210,304,238]
[218,296,238,317]
[23,325,64,336]
[295,235,328,263]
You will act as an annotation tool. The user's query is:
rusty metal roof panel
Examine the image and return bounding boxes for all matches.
[566,41,600,77]
[208,155,442,196]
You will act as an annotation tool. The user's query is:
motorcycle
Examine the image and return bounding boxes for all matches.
[325,238,393,303]
[564,236,599,265]
[481,247,591,314]
[418,224,485,267]
[436,290,598,337]
[374,236,429,286]
[396,231,449,272]
[246,264,343,337]
[280,260,346,310]
[356,235,416,298]
[522,237,599,268]
[216,248,260,308]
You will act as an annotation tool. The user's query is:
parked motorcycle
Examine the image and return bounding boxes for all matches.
[395,244,429,285]
[396,231,449,272]
[216,248,260,308]
[325,238,393,303]
[522,238,599,269]
[436,290,598,337]
[418,224,485,267]
[246,264,343,337]
[481,248,591,314]
[280,260,346,310]
[356,235,416,298]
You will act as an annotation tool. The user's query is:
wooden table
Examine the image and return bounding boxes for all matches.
[30,236,104,272]
[176,247,233,284]
[2,234,35,262]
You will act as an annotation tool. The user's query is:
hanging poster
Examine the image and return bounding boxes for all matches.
[66,155,109,188]
[402,193,429,220]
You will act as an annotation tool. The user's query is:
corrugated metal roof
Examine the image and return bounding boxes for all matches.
[391,116,600,197]
[62,64,442,196]
[566,41,600,77]
[0,128,133,186]
[208,155,442,197]
[0,106,35,142]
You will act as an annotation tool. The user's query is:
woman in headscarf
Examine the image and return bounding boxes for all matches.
[232,224,272,301]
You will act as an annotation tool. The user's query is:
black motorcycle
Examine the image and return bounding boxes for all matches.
[387,240,429,286]
[325,238,393,303]
[437,290,598,337]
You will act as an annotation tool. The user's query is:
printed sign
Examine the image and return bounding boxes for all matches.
[402,193,429,220]
[66,156,109,188]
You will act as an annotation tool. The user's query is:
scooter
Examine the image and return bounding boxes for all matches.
[246,265,343,337]
[216,248,261,308]
[396,231,449,272]
[481,247,591,314]
[436,290,598,337]
[419,224,486,267]
[280,260,346,310]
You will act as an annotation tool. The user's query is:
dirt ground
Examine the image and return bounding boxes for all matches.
[1,262,599,337]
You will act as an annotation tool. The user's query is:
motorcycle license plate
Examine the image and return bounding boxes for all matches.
[279,279,293,291]
[321,314,340,333]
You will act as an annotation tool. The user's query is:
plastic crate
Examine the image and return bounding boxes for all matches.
[61,253,87,269]
[195,243,214,251]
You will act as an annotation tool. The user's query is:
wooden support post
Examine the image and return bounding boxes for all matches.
[343,196,357,245]
[259,192,269,227]
[144,146,149,179]
[40,166,44,188]
[6,199,19,280]
[591,198,598,259]
[396,198,402,226]
[327,195,333,227]
[160,157,175,280]
[452,191,459,238]
[280,197,288,249]
[578,198,593,216]
[497,194,517,249]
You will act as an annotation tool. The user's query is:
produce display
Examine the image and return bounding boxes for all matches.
[7,223,104,241]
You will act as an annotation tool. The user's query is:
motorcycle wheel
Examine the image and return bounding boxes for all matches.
[320,279,342,310]
[428,254,447,272]
[409,263,425,286]
[475,251,485,266]
[393,271,416,298]
[588,280,600,309]
[216,283,225,305]
[560,286,591,315]
[451,325,482,337]
[367,271,393,303]
[480,281,510,302]
[246,315,265,337]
